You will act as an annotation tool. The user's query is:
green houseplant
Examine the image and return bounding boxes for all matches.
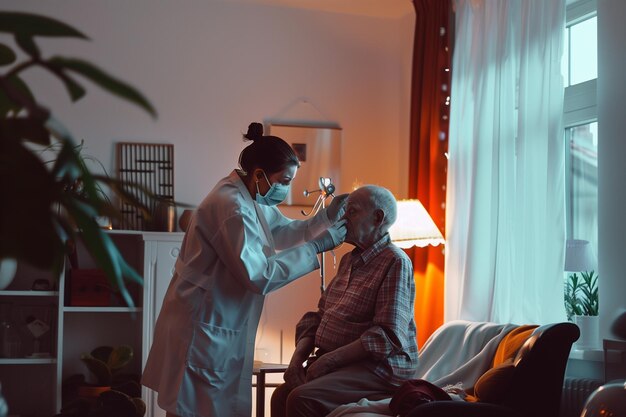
[0,12,158,305]
[565,269,599,350]
[81,345,135,388]
[564,270,599,321]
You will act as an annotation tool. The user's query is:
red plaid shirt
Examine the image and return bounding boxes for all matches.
[296,234,418,384]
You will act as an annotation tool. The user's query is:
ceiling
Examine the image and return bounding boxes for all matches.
[224,0,414,19]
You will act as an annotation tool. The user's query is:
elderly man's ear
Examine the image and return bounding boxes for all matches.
[373,209,385,226]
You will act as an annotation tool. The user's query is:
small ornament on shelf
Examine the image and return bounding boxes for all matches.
[25,315,51,358]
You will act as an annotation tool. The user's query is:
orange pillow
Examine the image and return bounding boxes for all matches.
[491,325,538,366]
[470,324,538,403]
[473,359,516,403]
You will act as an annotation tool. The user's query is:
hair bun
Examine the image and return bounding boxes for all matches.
[244,122,264,141]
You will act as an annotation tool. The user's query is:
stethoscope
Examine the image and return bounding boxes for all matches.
[301,177,335,217]
[301,177,336,293]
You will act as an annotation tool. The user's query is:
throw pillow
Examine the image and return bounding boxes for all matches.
[471,324,537,403]
[492,324,538,366]
[473,358,516,403]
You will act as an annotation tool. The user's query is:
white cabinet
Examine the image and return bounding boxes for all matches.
[141,233,183,417]
[0,230,183,417]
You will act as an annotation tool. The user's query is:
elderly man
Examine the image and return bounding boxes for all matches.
[270,185,418,417]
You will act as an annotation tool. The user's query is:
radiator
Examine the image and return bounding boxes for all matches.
[560,377,603,417]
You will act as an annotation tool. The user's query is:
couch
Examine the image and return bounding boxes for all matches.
[327,320,579,417]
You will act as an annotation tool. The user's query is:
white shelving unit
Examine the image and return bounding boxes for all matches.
[60,304,144,314]
[0,291,59,297]
[0,264,60,417]
[0,230,184,417]
[0,357,57,365]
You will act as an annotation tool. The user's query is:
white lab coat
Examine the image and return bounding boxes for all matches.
[142,170,330,417]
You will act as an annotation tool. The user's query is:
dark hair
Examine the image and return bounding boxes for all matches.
[238,122,300,175]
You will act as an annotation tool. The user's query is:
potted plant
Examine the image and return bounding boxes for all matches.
[0,12,158,305]
[58,345,145,417]
[564,270,599,349]
[80,345,135,392]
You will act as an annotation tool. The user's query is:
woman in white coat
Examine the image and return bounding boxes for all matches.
[142,122,347,417]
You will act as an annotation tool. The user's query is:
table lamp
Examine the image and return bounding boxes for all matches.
[581,380,626,417]
[389,200,445,248]
[564,239,597,274]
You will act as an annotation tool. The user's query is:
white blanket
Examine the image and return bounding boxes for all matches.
[326,320,518,417]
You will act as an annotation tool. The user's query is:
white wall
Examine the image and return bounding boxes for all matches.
[598,0,626,342]
[6,0,414,207]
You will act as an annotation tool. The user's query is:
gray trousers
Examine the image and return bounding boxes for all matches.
[270,363,398,417]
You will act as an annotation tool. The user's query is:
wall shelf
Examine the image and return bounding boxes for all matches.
[63,307,143,313]
[0,290,59,297]
[0,357,57,365]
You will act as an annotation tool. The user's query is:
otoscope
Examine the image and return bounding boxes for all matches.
[301,177,335,216]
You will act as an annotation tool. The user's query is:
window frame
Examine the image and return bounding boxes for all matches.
[563,0,598,242]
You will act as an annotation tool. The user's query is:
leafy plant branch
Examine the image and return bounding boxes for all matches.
[564,270,599,321]
[0,12,161,306]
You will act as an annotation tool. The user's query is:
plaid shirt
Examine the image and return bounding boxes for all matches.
[296,234,418,384]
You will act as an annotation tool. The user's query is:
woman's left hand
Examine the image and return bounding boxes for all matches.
[326,194,349,223]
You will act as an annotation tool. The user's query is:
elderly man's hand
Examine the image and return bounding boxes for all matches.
[304,353,338,382]
[304,340,367,382]
[284,360,307,389]
[326,193,348,223]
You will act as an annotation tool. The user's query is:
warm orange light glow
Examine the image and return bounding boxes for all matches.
[414,263,444,348]
[390,200,445,249]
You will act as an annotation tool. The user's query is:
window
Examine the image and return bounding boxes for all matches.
[563,0,598,254]
[563,15,598,87]
[565,122,597,243]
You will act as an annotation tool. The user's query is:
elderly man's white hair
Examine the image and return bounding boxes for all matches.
[360,185,397,231]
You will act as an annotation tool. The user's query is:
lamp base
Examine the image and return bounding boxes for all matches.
[574,315,600,350]
[581,380,626,417]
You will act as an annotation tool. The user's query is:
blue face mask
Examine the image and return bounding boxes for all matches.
[255,171,289,206]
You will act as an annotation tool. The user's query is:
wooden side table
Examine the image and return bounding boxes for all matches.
[253,363,288,417]
[603,339,626,382]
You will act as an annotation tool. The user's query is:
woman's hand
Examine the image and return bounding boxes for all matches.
[309,220,347,253]
[326,193,349,223]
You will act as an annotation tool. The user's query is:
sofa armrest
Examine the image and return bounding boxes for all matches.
[405,401,524,417]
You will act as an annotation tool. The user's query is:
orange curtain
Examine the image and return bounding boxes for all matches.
[408,0,452,348]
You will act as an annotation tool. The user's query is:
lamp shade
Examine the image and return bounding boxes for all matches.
[564,239,597,272]
[389,200,445,249]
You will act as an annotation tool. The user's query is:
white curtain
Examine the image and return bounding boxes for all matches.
[445,0,567,324]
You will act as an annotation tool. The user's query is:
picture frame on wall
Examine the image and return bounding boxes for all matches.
[268,124,342,206]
